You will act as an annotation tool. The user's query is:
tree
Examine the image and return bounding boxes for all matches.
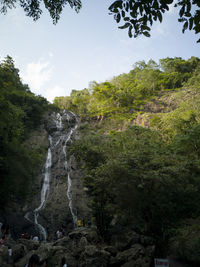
[108,0,200,42]
[1,0,199,42]
[0,0,81,24]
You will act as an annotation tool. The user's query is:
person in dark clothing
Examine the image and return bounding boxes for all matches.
[25,254,40,267]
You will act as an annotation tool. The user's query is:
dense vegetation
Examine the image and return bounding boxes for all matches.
[55,57,200,261]
[1,55,200,262]
[0,56,56,207]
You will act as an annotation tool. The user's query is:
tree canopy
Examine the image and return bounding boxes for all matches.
[0,55,57,207]
[0,0,200,42]
[109,0,200,42]
[0,0,82,23]
[65,56,200,260]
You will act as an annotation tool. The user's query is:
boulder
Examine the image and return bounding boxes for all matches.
[80,245,110,267]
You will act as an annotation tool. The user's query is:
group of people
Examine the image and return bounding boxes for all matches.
[20,233,40,243]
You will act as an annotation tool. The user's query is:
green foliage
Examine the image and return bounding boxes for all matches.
[171,219,200,264]
[70,122,200,255]
[0,56,54,207]
[109,0,200,42]
[68,58,200,259]
[0,0,81,24]
[1,1,200,42]
[54,57,199,131]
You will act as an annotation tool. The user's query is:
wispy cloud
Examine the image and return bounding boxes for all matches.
[21,61,53,94]
[45,85,66,103]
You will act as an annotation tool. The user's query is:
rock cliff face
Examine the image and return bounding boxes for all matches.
[1,110,90,240]
[25,110,91,239]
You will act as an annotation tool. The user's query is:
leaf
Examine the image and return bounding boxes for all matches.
[153,0,159,9]
[141,25,150,31]
[139,5,143,16]
[164,0,173,3]
[128,26,133,38]
[157,11,162,22]
[182,21,188,33]
[108,0,123,11]
[130,11,136,18]
[125,2,129,12]
[143,31,151,37]
[189,17,194,30]
[186,1,191,13]
[118,23,130,29]
[116,13,121,23]
[124,17,130,21]
[179,4,185,17]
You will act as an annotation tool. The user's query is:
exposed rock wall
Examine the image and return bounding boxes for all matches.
[28,111,91,238]
[0,110,90,240]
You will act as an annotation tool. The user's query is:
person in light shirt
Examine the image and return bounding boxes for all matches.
[32,236,39,242]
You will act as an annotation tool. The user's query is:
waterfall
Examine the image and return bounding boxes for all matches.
[33,135,52,240]
[63,111,78,227]
[24,136,52,241]
[24,111,78,238]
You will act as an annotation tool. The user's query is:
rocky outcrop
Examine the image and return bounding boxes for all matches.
[0,227,155,267]
[27,111,91,238]
[0,110,90,240]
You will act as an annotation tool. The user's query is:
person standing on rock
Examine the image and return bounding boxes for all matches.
[61,257,67,267]
[7,246,12,264]
[32,236,39,243]
[56,229,62,239]
[25,254,40,267]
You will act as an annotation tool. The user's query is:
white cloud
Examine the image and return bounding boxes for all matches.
[21,61,53,94]
[49,52,54,58]
[45,85,67,103]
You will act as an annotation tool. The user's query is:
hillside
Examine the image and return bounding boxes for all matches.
[1,56,200,266]
[54,57,200,264]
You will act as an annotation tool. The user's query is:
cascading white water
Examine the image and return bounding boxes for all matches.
[33,135,52,240]
[24,111,78,238]
[55,113,63,131]
[24,135,52,241]
[62,111,78,227]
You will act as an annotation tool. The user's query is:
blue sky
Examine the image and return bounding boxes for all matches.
[0,0,199,102]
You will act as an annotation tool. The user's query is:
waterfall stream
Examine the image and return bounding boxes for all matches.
[24,111,78,239]
[33,135,52,240]
[63,111,78,227]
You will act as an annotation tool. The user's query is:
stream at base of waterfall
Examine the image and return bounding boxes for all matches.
[25,111,78,240]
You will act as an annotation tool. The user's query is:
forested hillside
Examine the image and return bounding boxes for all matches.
[0,56,56,207]
[1,55,200,263]
[54,57,200,262]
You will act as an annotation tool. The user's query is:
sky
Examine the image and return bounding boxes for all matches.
[0,0,199,103]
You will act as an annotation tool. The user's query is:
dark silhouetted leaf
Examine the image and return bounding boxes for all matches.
[143,31,151,37]
[157,11,162,22]
[118,22,130,29]
[179,4,185,17]
[182,21,188,33]
[189,17,194,30]
[128,25,133,37]
[116,13,121,23]
[109,0,123,11]
[124,17,130,21]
